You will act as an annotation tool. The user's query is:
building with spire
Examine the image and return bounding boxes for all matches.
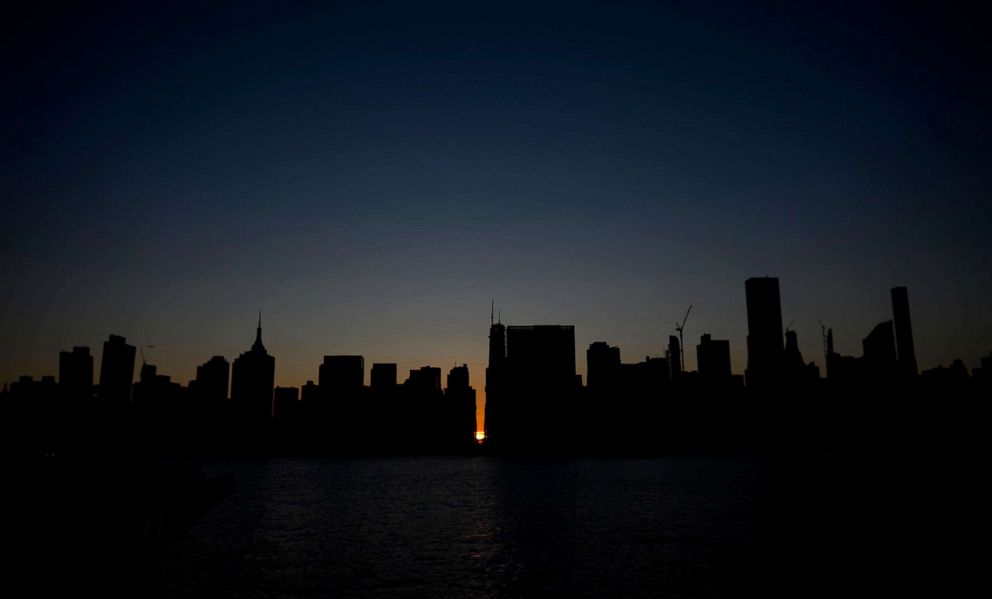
[484,302,506,443]
[485,302,577,450]
[231,314,276,424]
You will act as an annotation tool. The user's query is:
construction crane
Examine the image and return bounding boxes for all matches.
[675,305,692,372]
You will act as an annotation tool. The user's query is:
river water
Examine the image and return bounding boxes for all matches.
[126,456,777,597]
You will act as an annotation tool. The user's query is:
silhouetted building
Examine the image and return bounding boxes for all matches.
[194,356,229,406]
[59,346,93,399]
[301,380,319,403]
[487,324,576,450]
[132,362,182,409]
[447,364,469,391]
[231,316,276,423]
[484,311,507,443]
[971,353,992,386]
[489,314,506,370]
[783,329,820,384]
[745,277,784,387]
[825,328,858,384]
[587,342,621,391]
[99,334,136,407]
[319,355,365,400]
[9,375,59,455]
[444,364,477,447]
[668,335,682,380]
[891,286,918,378]
[862,321,896,364]
[696,334,731,383]
[861,320,898,382]
[274,386,299,421]
[371,363,397,391]
[784,330,804,371]
[406,366,441,395]
[507,325,576,380]
[921,360,970,386]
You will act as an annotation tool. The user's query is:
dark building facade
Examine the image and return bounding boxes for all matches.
[484,316,506,443]
[696,334,731,384]
[319,356,365,400]
[486,324,576,450]
[59,346,93,398]
[444,364,477,448]
[98,334,136,407]
[231,318,276,423]
[194,355,229,407]
[745,277,784,387]
[587,342,621,391]
[862,320,897,381]
[891,286,918,378]
[371,362,398,391]
[274,386,299,421]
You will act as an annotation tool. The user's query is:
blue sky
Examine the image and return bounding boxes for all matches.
[3,2,990,419]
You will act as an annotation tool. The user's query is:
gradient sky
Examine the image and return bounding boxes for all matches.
[3,2,990,426]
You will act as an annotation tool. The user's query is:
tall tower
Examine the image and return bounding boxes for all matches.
[745,277,784,387]
[488,302,506,370]
[99,335,136,407]
[194,356,229,404]
[231,314,276,423]
[890,287,918,377]
[60,346,94,398]
[484,303,506,442]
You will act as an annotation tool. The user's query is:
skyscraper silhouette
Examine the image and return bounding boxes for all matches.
[891,287,918,378]
[319,356,365,399]
[862,320,897,381]
[445,364,477,447]
[371,363,398,391]
[696,334,731,384]
[487,324,576,450]
[194,356,229,405]
[98,335,136,408]
[484,308,507,443]
[231,315,276,423]
[745,277,784,387]
[59,346,93,399]
[587,341,621,391]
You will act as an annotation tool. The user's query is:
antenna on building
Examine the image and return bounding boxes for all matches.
[491,300,494,327]
[785,318,795,334]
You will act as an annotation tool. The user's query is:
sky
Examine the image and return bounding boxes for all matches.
[2,1,990,427]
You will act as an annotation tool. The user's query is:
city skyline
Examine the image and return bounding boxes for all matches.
[5,5,990,596]
[3,3,990,422]
[5,277,988,435]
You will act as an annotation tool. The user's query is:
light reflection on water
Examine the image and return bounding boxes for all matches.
[134,457,773,597]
